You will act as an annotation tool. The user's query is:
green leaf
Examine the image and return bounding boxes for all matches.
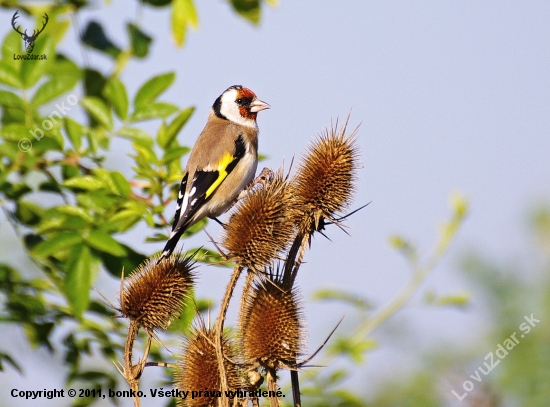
[110,171,132,197]
[312,289,373,311]
[142,0,172,6]
[98,243,147,277]
[2,31,23,60]
[103,77,128,120]
[131,102,179,122]
[76,192,117,214]
[389,235,416,259]
[182,217,207,239]
[133,72,175,108]
[15,200,44,225]
[32,231,83,258]
[80,96,113,129]
[328,337,377,362]
[0,352,22,373]
[2,182,32,200]
[117,127,154,148]
[104,210,142,233]
[0,61,22,88]
[86,230,126,257]
[54,205,94,223]
[91,168,126,196]
[145,233,169,243]
[434,293,471,308]
[65,244,98,318]
[131,143,159,165]
[167,289,196,334]
[127,23,152,58]
[172,0,199,47]
[63,175,105,191]
[84,68,107,99]
[31,75,79,107]
[326,369,349,386]
[230,0,261,24]
[0,123,31,142]
[114,201,154,227]
[81,22,122,59]
[89,127,110,150]
[161,146,190,165]
[186,247,233,268]
[64,117,85,150]
[46,54,80,78]
[38,180,62,194]
[20,35,54,88]
[61,163,81,181]
[158,106,194,148]
[0,90,24,109]
[22,322,55,352]
[1,106,26,125]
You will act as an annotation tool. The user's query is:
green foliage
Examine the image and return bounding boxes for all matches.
[1,2,279,402]
[458,217,550,406]
[298,202,550,406]
[0,2,220,402]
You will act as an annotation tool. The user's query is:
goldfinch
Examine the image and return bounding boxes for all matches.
[158,85,270,262]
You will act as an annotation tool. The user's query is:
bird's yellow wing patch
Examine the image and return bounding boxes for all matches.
[205,151,235,198]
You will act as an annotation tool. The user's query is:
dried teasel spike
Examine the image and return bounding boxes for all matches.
[119,253,195,334]
[240,271,305,371]
[293,115,360,233]
[222,170,298,272]
[174,321,241,407]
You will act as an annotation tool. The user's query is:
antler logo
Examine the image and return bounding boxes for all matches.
[11,10,49,54]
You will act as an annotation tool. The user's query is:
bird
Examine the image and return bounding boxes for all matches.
[158,85,270,263]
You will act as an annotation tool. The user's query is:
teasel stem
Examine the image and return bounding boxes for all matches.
[122,320,151,407]
[290,369,301,407]
[215,264,244,405]
[145,361,178,368]
[283,231,310,288]
[239,270,257,328]
[266,368,280,407]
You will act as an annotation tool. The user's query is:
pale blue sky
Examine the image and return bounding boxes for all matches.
[1,1,550,405]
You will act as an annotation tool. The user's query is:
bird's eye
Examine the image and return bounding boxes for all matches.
[236,98,243,105]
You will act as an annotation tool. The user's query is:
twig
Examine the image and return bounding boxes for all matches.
[215,264,244,405]
[290,370,301,407]
[266,368,280,407]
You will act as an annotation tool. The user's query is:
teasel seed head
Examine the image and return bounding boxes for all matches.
[293,117,360,231]
[174,324,241,406]
[119,254,195,334]
[240,274,305,370]
[222,171,297,271]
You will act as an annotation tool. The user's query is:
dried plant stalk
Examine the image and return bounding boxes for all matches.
[119,254,195,334]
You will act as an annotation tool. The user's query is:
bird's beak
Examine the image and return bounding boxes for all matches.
[249,98,270,113]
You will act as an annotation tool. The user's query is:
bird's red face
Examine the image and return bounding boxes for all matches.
[236,87,260,120]
[214,85,270,128]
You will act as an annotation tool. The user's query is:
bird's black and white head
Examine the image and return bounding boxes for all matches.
[213,85,270,128]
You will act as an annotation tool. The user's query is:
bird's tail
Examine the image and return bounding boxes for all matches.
[157,226,187,264]
[157,219,192,264]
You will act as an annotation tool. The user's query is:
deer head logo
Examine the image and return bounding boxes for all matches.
[11,10,49,54]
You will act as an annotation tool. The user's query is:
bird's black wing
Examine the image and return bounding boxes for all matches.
[159,135,246,261]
